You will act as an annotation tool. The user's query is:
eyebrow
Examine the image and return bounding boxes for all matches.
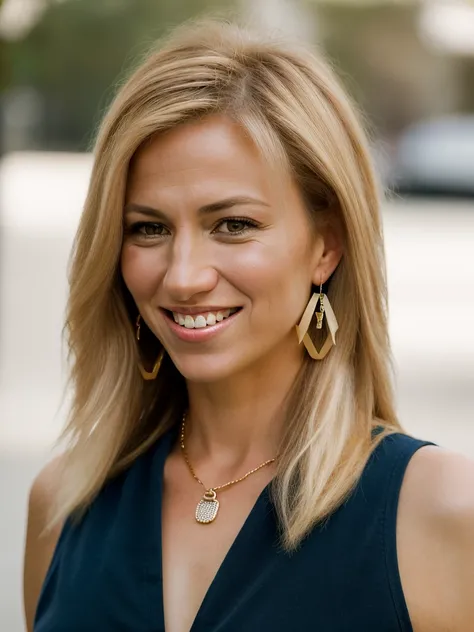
[123,196,270,219]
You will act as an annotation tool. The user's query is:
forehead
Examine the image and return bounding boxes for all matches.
[126,115,293,202]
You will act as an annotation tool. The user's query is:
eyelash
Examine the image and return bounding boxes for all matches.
[126,217,260,240]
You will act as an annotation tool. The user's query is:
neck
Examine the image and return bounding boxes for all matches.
[182,341,305,475]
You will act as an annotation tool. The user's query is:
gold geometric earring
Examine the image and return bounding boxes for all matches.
[295,281,339,360]
[315,282,325,330]
[135,314,165,380]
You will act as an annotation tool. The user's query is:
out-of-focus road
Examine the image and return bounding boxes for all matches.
[1,153,473,631]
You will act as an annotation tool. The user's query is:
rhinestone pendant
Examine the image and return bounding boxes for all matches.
[196,489,219,524]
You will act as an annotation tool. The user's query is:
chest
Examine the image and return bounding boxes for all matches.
[160,460,271,632]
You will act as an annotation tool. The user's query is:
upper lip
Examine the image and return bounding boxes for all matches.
[161,306,241,315]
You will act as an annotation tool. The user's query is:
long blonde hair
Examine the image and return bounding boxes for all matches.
[51,18,402,551]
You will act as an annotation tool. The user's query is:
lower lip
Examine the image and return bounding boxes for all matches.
[161,309,241,342]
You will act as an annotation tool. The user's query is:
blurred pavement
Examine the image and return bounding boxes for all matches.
[0,153,473,631]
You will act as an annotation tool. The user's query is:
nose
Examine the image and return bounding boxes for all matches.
[162,234,218,302]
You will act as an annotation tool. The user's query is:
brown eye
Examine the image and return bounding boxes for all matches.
[141,223,166,236]
[226,220,246,233]
[127,221,170,238]
[214,218,259,236]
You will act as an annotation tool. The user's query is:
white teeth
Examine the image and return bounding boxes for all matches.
[206,312,216,326]
[171,309,240,329]
[184,315,194,329]
[194,315,207,328]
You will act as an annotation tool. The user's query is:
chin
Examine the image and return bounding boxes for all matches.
[169,352,248,384]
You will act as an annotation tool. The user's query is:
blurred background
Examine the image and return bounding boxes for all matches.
[0,0,473,629]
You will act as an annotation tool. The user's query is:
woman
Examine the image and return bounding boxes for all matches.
[24,19,474,632]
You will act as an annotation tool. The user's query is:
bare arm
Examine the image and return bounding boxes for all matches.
[398,446,474,632]
[23,456,65,632]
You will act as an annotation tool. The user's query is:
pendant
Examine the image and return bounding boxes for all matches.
[196,489,219,524]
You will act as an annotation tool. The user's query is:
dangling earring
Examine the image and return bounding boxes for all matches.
[296,281,339,360]
[136,314,141,341]
[135,314,165,380]
[315,282,325,330]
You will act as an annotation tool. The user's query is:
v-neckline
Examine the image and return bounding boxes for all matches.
[154,423,274,632]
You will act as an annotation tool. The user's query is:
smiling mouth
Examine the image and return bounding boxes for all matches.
[163,307,242,329]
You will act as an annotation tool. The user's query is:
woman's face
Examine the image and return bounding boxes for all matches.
[121,114,340,383]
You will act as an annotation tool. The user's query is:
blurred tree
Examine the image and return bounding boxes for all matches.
[0,0,8,157]
[0,35,5,156]
[6,0,236,151]
[307,1,474,142]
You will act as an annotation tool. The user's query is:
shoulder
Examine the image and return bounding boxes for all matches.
[28,455,65,511]
[23,454,67,632]
[397,445,474,632]
[401,444,474,518]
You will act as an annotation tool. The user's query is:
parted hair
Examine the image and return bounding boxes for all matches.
[50,18,402,551]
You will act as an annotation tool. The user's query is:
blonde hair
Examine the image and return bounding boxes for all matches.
[51,18,402,551]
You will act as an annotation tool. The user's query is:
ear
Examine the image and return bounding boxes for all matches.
[311,216,344,285]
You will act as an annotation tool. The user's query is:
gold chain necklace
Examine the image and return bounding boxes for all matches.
[180,412,277,524]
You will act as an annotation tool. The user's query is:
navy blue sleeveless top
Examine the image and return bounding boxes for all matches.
[34,425,434,631]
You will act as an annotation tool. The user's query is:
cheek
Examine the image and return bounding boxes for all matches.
[218,245,275,294]
[223,240,311,306]
[120,244,163,301]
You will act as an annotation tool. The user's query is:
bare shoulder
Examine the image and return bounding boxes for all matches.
[397,444,474,632]
[400,444,474,516]
[23,454,67,632]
